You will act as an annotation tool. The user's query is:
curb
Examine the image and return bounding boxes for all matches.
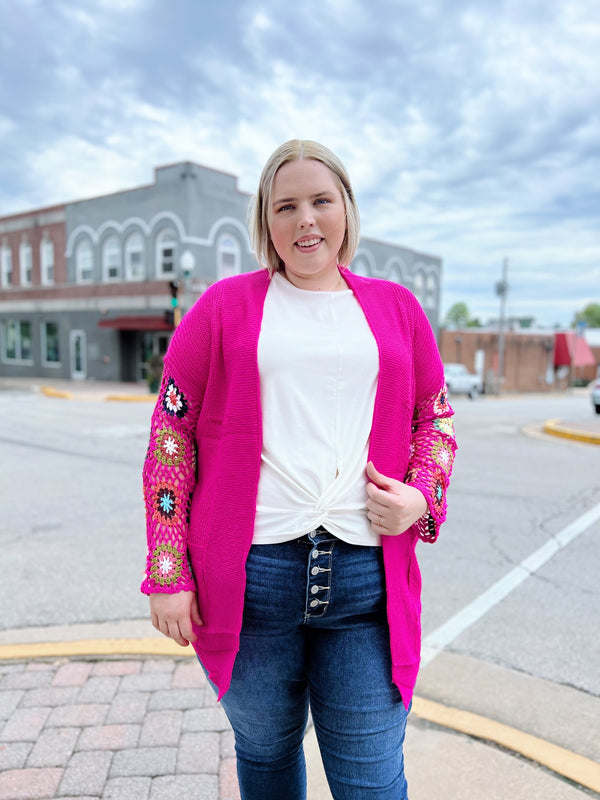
[543,418,600,445]
[412,696,600,795]
[1,639,598,793]
[40,386,73,399]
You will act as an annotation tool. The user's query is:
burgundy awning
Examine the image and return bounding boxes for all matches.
[98,315,173,332]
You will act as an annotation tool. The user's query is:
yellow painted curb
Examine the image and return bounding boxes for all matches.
[41,386,73,399]
[543,418,600,445]
[105,394,157,402]
[412,696,600,794]
[0,638,195,660]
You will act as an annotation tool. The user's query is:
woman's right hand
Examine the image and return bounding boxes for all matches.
[149,591,203,647]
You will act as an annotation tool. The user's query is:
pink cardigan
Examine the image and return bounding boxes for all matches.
[142,267,456,706]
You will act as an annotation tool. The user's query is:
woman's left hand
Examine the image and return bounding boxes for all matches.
[366,461,428,536]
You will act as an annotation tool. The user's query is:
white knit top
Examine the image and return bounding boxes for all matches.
[253,272,380,546]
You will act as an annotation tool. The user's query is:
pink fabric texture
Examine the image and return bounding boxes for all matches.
[142,267,456,705]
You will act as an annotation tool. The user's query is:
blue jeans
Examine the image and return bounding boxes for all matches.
[207,528,410,800]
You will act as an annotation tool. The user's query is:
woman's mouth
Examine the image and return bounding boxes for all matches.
[295,237,322,251]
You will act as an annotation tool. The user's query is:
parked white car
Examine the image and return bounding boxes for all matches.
[444,363,483,399]
[591,378,600,414]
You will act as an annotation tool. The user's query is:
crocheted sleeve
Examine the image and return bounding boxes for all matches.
[140,289,215,595]
[141,370,200,594]
[405,384,457,543]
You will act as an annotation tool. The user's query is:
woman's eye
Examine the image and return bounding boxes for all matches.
[277,204,293,213]
[315,198,330,206]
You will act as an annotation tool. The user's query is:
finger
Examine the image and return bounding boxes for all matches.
[190,597,204,628]
[366,461,391,489]
[179,615,197,645]
[366,482,391,503]
[366,497,389,515]
[167,620,189,647]
[367,510,387,529]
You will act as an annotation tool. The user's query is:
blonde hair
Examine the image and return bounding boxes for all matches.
[248,139,360,274]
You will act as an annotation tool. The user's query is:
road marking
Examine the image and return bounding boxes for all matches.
[421,500,600,666]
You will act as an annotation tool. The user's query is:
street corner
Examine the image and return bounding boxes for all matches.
[543,418,600,445]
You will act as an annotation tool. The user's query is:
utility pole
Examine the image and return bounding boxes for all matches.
[495,257,509,394]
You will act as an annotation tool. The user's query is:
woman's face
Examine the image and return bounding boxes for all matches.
[269,158,347,289]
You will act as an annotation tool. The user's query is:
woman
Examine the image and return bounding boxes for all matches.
[142,139,456,799]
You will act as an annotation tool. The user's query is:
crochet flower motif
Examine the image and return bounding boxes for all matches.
[431,441,454,472]
[150,543,183,587]
[433,416,455,437]
[153,481,184,526]
[433,385,450,415]
[430,468,446,513]
[154,427,186,466]
[162,379,188,418]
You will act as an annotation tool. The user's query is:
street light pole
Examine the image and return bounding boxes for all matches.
[495,257,509,394]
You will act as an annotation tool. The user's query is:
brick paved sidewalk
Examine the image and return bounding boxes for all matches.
[0,657,241,800]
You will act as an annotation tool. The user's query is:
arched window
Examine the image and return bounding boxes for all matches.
[413,272,424,304]
[156,228,177,277]
[76,239,93,283]
[125,232,145,281]
[425,274,437,308]
[1,243,12,287]
[19,241,32,286]
[102,236,121,282]
[40,237,55,285]
[217,234,241,279]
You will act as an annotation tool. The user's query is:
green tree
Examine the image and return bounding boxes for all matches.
[572,303,600,328]
[444,301,472,328]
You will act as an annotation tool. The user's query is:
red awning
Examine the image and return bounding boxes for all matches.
[98,315,173,332]
[554,332,596,367]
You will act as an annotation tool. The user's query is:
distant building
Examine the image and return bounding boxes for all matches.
[439,326,599,393]
[0,162,442,383]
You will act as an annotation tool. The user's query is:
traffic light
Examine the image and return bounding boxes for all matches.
[168,280,179,307]
[167,280,181,327]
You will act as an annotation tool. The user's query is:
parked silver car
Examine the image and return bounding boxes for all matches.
[591,378,600,414]
[444,363,483,399]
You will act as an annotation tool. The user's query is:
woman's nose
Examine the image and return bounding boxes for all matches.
[298,202,315,227]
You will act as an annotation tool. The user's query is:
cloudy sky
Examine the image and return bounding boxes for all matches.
[1,0,598,326]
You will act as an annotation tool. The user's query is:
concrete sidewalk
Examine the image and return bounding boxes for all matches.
[1,624,598,800]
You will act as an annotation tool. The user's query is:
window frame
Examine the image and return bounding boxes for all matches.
[217,234,241,280]
[102,235,122,282]
[2,319,33,363]
[1,244,12,288]
[124,232,145,281]
[19,241,32,286]
[155,229,177,278]
[41,320,61,366]
[40,237,55,286]
[75,239,94,284]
